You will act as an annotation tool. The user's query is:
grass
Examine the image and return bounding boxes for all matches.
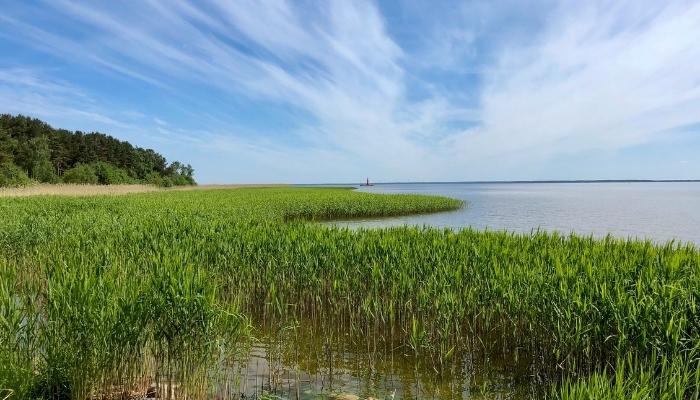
[0,183,160,197]
[0,187,698,399]
[0,183,289,197]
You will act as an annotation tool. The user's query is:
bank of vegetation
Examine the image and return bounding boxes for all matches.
[0,188,698,399]
[0,115,195,187]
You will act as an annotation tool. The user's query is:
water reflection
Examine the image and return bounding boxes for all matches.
[228,316,545,399]
[227,182,700,399]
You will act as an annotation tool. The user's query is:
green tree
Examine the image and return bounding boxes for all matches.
[0,128,16,164]
[0,114,196,185]
[29,136,58,183]
[62,164,98,184]
[180,164,195,184]
[0,162,33,187]
[144,171,164,187]
[50,132,71,176]
[92,162,137,185]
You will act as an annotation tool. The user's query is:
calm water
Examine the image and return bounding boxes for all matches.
[332,182,700,246]
[234,315,540,400]
[234,182,699,399]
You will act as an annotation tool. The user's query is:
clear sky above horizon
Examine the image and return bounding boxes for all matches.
[1,1,699,183]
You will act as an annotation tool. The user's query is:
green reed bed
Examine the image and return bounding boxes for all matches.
[0,187,698,399]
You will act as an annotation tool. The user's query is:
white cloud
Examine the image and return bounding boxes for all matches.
[0,68,129,129]
[1,0,699,182]
[441,1,700,179]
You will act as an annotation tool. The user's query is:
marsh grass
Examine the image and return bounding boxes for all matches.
[0,183,291,198]
[0,187,698,399]
[0,184,159,197]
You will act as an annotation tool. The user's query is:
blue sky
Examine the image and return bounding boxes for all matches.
[1,0,699,183]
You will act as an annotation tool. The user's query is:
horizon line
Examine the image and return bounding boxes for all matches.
[295,179,700,186]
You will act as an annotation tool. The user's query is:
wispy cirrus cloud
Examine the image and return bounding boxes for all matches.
[0,0,698,182]
[443,1,700,171]
[0,67,130,129]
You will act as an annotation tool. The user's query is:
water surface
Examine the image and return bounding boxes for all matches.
[331,182,700,245]
[236,182,699,399]
[233,316,542,400]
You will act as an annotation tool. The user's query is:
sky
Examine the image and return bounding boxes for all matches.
[1,0,699,183]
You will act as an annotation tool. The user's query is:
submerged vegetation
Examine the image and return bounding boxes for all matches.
[0,187,698,399]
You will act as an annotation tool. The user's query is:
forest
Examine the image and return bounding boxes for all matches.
[0,114,195,187]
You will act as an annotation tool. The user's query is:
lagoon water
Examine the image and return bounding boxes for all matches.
[333,182,700,246]
[245,182,700,399]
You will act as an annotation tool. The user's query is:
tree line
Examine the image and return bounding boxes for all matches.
[0,114,195,187]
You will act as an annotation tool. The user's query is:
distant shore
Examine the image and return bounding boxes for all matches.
[304,179,700,186]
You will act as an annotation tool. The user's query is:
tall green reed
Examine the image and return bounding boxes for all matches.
[0,187,697,398]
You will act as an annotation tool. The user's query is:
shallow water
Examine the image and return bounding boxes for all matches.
[328,182,700,245]
[231,182,699,399]
[231,317,543,400]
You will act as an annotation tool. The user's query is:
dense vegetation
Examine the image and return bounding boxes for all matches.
[0,114,195,187]
[0,188,698,399]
